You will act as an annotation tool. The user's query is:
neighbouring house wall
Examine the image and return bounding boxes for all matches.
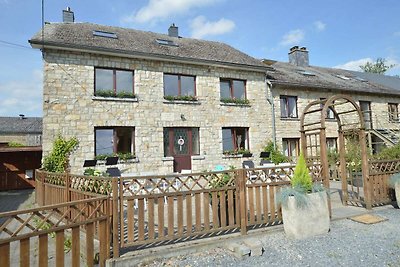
[42,50,271,174]
[271,86,400,152]
[0,134,42,146]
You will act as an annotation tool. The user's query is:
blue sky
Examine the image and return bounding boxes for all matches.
[0,0,399,117]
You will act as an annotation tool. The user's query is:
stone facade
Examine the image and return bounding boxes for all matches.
[0,134,42,146]
[271,85,400,154]
[42,49,400,175]
[42,50,270,175]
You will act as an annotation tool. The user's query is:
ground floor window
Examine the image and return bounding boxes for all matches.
[282,138,299,158]
[222,127,249,153]
[95,127,134,157]
[326,138,337,152]
[163,128,200,156]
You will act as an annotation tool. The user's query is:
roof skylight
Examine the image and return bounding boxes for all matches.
[93,30,118,39]
[156,39,178,47]
[336,74,350,80]
[354,76,367,82]
[297,70,316,76]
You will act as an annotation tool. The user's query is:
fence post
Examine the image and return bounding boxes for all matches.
[238,169,247,235]
[65,171,71,203]
[112,178,119,258]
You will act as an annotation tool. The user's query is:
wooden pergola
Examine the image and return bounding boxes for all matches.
[300,95,372,210]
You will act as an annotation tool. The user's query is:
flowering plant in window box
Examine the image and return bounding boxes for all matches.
[223,149,252,157]
[220,98,250,105]
[164,95,198,101]
[95,152,135,161]
[95,90,136,99]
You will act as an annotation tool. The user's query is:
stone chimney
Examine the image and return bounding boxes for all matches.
[288,46,309,67]
[62,7,74,23]
[168,23,179,38]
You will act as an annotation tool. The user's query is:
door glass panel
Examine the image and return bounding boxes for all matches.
[173,128,189,155]
[192,128,200,155]
[163,128,170,156]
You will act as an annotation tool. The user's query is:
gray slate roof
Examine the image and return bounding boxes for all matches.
[29,23,268,71]
[267,61,400,96]
[0,117,42,134]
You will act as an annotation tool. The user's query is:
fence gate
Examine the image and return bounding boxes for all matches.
[300,94,372,210]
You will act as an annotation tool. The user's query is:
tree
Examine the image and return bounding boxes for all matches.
[359,58,395,74]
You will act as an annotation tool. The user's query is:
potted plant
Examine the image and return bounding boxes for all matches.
[279,153,330,239]
[389,173,400,208]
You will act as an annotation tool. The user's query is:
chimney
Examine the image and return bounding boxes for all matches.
[288,46,309,67]
[62,7,74,23]
[168,23,179,38]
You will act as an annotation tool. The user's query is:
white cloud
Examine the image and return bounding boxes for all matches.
[190,16,235,39]
[314,21,326,32]
[280,29,305,46]
[334,58,373,71]
[334,57,400,72]
[122,0,220,24]
[0,69,42,117]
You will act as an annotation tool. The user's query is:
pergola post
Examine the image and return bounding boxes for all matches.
[338,130,348,205]
[360,129,372,209]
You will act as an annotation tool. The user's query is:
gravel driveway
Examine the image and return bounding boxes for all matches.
[144,207,400,267]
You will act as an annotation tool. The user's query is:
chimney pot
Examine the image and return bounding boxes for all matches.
[63,7,74,23]
[168,23,179,38]
[288,46,309,67]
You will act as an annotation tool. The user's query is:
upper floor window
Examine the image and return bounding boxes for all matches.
[320,98,335,119]
[388,103,399,122]
[95,127,135,158]
[280,95,298,118]
[95,68,134,98]
[164,74,196,99]
[222,127,249,154]
[220,79,246,101]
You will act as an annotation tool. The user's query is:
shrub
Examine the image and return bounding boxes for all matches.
[43,135,79,173]
[220,98,250,105]
[262,141,288,164]
[291,153,313,192]
[373,143,400,160]
[164,95,198,101]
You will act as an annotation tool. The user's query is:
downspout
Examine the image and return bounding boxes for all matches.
[265,77,277,149]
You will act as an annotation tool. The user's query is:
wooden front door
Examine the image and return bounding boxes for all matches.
[166,128,194,172]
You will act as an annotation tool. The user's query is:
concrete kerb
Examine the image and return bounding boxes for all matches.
[105,225,284,267]
[106,205,395,266]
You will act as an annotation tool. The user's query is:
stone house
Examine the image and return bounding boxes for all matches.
[265,46,400,158]
[0,116,42,147]
[29,16,273,175]
[29,10,400,175]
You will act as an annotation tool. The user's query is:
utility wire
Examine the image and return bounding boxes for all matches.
[0,40,33,50]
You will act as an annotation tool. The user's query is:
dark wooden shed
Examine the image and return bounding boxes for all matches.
[0,146,42,191]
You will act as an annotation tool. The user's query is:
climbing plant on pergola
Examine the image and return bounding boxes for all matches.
[300,95,372,209]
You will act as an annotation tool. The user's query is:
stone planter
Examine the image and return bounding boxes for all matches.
[282,191,330,239]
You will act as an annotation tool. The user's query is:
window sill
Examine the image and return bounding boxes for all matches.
[92,96,138,102]
[163,100,201,105]
[220,102,251,107]
[280,117,300,121]
[96,158,139,165]
[222,154,242,159]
